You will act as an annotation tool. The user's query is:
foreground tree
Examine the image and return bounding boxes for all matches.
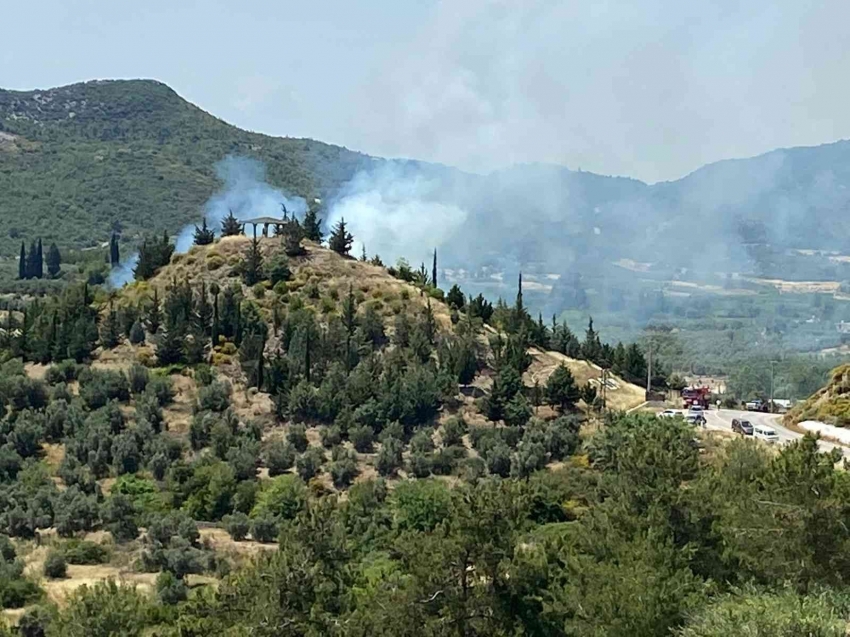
[221,210,242,237]
[546,363,580,411]
[328,218,354,256]
[193,218,215,245]
[302,203,323,242]
[46,242,62,278]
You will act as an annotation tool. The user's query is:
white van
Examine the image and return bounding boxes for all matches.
[753,425,780,444]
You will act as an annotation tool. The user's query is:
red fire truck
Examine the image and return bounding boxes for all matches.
[681,386,710,410]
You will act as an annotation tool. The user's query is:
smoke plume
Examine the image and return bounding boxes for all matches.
[109,155,306,287]
[326,162,469,267]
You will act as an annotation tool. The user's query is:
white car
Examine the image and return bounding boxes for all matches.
[658,410,678,418]
[753,425,780,444]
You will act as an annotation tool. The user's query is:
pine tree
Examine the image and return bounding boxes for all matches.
[156,324,185,365]
[110,233,120,267]
[328,218,353,256]
[18,242,26,280]
[302,204,323,242]
[582,317,603,364]
[101,302,122,348]
[432,249,438,289]
[282,220,305,257]
[342,285,357,371]
[221,210,242,237]
[46,243,61,278]
[242,237,264,286]
[147,289,162,335]
[193,219,215,246]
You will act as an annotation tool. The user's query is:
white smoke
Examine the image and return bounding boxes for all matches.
[109,155,306,287]
[326,162,468,267]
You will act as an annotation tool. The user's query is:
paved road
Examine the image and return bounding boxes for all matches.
[702,408,850,458]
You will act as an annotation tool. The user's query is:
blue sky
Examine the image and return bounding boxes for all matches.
[2,0,849,183]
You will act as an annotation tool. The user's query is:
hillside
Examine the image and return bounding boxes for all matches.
[2,229,850,634]
[785,363,850,427]
[0,80,371,253]
[119,234,645,416]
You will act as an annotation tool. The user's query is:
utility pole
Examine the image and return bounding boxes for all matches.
[600,367,608,411]
[646,341,653,396]
[769,360,776,414]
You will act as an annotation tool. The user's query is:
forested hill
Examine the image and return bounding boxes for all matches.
[0,80,371,252]
[3,79,850,280]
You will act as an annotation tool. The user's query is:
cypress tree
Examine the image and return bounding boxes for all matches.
[328,218,353,256]
[221,210,242,237]
[302,205,323,242]
[210,282,220,346]
[46,243,62,278]
[195,281,212,334]
[193,219,215,246]
[18,242,26,280]
[432,249,438,289]
[110,233,120,267]
[26,240,39,280]
[35,239,43,279]
[516,272,524,315]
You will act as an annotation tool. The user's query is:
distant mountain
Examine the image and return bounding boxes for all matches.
[0,80,371,253]
[2,79,850,285]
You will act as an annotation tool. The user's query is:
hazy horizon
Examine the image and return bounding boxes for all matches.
[3,1,849,183]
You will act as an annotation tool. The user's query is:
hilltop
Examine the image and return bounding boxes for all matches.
[118,234,646,420]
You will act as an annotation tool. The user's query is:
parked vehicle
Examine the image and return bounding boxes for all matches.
[753,425,779,444]
[731,418,754,436]
[658,409,679,418]
[686,411,706,426]
[745,399,767,412]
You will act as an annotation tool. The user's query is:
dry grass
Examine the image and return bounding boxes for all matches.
[526,348,646,411]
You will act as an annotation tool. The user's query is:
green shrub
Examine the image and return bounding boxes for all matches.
[287,424,309,452]
[330,448,358,488]
[155,571,187,605]
[63,540,109,565]
[252,475,307,521]
[250,516,279,544]
[222,512,250,541]
[350,425,374,453]
[43,550,67,579]
[146,375,175,407]
[320,425,342,449]
[0,535,16,562]
[296,447,324,482]
[79,368,130,409]
[198,380,232,412]
[263,439,295,476]
[127,363,149,395]
[129,319,146,345]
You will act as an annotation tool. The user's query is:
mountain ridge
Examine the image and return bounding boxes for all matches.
[3,78,850,284]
